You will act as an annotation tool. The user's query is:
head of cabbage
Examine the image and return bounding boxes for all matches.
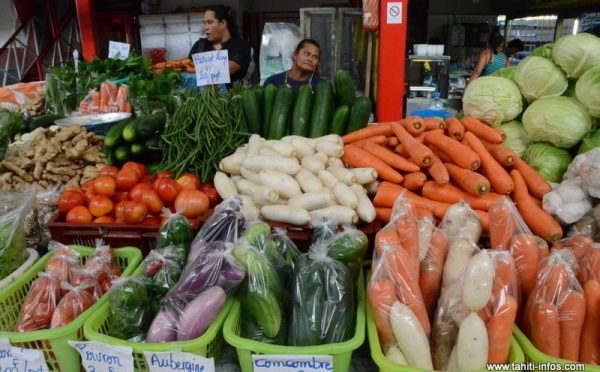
[575,65,600,118]
[523,142,573,183]
[529,43,554,60]
[462,76,523,127]
[522,96,592,148]
[514,56,568,103]
[578,127,600,154]
[491,66,516,81]
[552,33,600,78]
[498,120,532,157]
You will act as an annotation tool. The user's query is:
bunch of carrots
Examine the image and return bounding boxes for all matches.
[340,116,563,244]
[79,81,132,115]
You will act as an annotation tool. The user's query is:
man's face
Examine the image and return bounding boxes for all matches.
[294,43,320,72]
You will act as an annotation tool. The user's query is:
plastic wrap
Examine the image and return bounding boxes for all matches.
[35,183,61,252]
[50,281,95,328]
[156,208,193,265]
[575,242,600,286]
[311,218,339,245]
[77,82,131,115]
[107,276,153,341]
[44,242,80,288]
[439,200,483,246]
[259,23,300,84]
[140,245,185,301]
[0,189,35,280]
[14,272,62,332]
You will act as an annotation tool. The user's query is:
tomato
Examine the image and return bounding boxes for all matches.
[88,195,114,217]
[113,200,130,220]
[65,186,85,196]
[115,168,141,190]
[93,215,116,223]
[142,215,161,225]
[122,162,145,177]
[155,170,175,179]
[57,190,85,214]
[84,189,97,204]
[65,205,93,223]
[113,190,129,203]
[123,201,147,223]
[176,173,201,190]
[203,187,220,207]
[129,183,152,202]
[155,178,180,203]
[174,189,209,218]
[141,189,164,215]
[99,165,120,178]
[93,175,117,197]
[199,182,215,193]
[140,174,153,185]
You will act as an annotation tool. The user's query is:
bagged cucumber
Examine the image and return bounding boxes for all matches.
[156,209,193,264]
[321,259,355,343]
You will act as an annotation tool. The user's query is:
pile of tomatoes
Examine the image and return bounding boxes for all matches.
[57,162,219,224]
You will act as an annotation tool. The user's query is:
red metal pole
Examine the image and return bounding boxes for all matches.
[376,0,408,121]
[75,0,98,61]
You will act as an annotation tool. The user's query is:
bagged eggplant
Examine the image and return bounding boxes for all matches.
[14,272,61,332]
[107,276,153,341]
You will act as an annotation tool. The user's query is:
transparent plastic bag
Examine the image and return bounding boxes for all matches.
[576,242,600,286]
[107,276,153,341]
[35,182,61,252]
[0,189,35,280]
[156,208,193,265]
[439,200,483,246]
[568,203,600,241]
[140,245,185,300]
[70,266,104,301]
[14,272,62,332]
[44,241,80,287]
[417,217,448,322]
[259,23,300,84]
[50,281,95,328]
[311,218,339,245]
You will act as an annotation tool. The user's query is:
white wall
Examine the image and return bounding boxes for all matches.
[0,0,18,47]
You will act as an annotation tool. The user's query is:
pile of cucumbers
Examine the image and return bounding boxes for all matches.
[102,111,167,166]
[242,70,372,140]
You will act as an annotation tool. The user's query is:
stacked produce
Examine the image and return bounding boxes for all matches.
[241,70,372,140]
[13,240,122,331]
[215,133,377,226]
[150,58,195,74]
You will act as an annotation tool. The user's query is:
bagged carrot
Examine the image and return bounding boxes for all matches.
[576,242,600,287]
[14,272,62,332]
[418,217,449,322]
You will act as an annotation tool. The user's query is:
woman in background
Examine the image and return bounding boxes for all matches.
[465,32,508,89]
[263,39,321,92]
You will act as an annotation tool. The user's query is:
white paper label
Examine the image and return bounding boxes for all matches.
[192,50,231,86]
[387,2,403,24]
[108,41,131,60]
[68,340,134,372]
[143,350,215,372]
[252,355,333,372]
[0,338,49,372]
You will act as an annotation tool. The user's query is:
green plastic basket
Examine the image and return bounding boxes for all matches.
[513,326,599,372]
[223,270,366,372]
[83,297,233,372]
[365,272,525,372]
[0,245,143,372]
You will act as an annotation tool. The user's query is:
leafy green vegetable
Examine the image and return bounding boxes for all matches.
[498,120,532,157]
[0,112,15,161]
[578,127,600,154]
[491,66,516,81]
[514,56,568,103]
[529,43,554,61]
[575,65,600,118]
[462,76,523,127]
[553,33,600,79]
[0,191,30,280]
[107,278,153,340]
[523,142,573,183]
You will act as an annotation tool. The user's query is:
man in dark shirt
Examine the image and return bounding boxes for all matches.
[263,39,321,92]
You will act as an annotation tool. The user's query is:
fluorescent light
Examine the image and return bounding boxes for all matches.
[573,19,579,35]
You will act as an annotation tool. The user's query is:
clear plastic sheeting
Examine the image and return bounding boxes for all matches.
[259,23,300,85]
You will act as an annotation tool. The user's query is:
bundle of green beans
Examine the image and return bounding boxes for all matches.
[159,84,249,182]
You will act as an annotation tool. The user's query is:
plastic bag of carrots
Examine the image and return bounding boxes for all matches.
[13,272,62,332]
[575,241,600,287]
[78,82,132,115]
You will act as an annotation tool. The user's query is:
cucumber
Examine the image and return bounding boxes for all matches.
[290,84,313,136]
[238,281,283,339]
[242,222,272,249]
[114,144,132,162]
[144,135,165,151]
[334,69,357,108]
[329,105,350,135]
[103,146,117,165]
[130,142,144,156]
[28,114,64,130]
[322,261,355,343]
[252,85,264,108]
[240,308,288,345]
[136,112,167,140]
[262,84,278,137]
[267,84,294,140]
[327,230,368,264]
[289,254,325,346]
[308,81,334,138]
[241,89,261,135]
[122,119,139,142]
[346,96,372,134]
[104,118,133,147]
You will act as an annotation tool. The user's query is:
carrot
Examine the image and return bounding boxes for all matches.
[444,117,465,140]
[116,84,128,102]
[375,207,393,224]
[421,180,507,211]
[79,101,89,113]
[401,171,427,190]
[342,121,394,144]
[391,122,433,167]
[388,247,431,335]
[99,82,110,112]
[425,153,450,184]
[488,201,516,251]
[530,301,561,358]
[362,142,421,173]
[558,291,586,362]
[373,181,451,211]
[540,262,569,304]
[511,158,553,200]
[107,82,118,101]
[487,295,518,364]
[510,169,563,243]
[415,128,440,143]
[579,248,600,285]
[394,214,420,279]
[375,226,403,258]
[428,143,454,164]
[461,116,504,144]
[510,233,540,302]
[481,140,517,167]
[368,279,398,353]
[419,228,448,322]
[579,279,600,364]
[386,136,399,148]
[90,91,101,109]
[444,162,490,196]
[425,130,481,171]
[400,116,426,136]
[520,292,534,336]
[494,127,507,142]
[552,234,593,263]
[423,116,445,131]
[352,135,388,148]
[537,237,550,262]
[475,209,490,232]
[464,131,514,195]
[342,145,404,183]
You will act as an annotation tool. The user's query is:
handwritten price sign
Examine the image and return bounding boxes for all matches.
[191,50,230,86]
[69,340,133,372]
[143,350,215,372]
[108,41,130,60]
[0,338,48,372]
[252,355,334,372]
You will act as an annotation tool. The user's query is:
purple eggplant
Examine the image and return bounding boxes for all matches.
[146,306,180,343]
[217,259,245,293]
[176,286,227,341]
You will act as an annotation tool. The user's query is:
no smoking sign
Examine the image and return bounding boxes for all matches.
[387,2,402,24]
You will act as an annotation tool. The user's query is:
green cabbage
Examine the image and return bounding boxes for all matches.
[462,76,523,127]
[523,142,573,183]
[514,56,568,103]
[498,120,532,157]
[491,66,516,81]
[563,79,577,99]
[522,96,592,148]
[552,33,600,78]
[529,43,554,60]
[575,65,600,117]
[578,127,600,154]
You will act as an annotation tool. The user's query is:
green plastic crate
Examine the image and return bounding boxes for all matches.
[83,298,233,372]
[223,270,366,372]
[513,326,599,372]
[0,245,143,372]
[365,272,525,372]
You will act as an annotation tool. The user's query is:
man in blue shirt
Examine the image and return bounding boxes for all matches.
[263,39,321,92]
